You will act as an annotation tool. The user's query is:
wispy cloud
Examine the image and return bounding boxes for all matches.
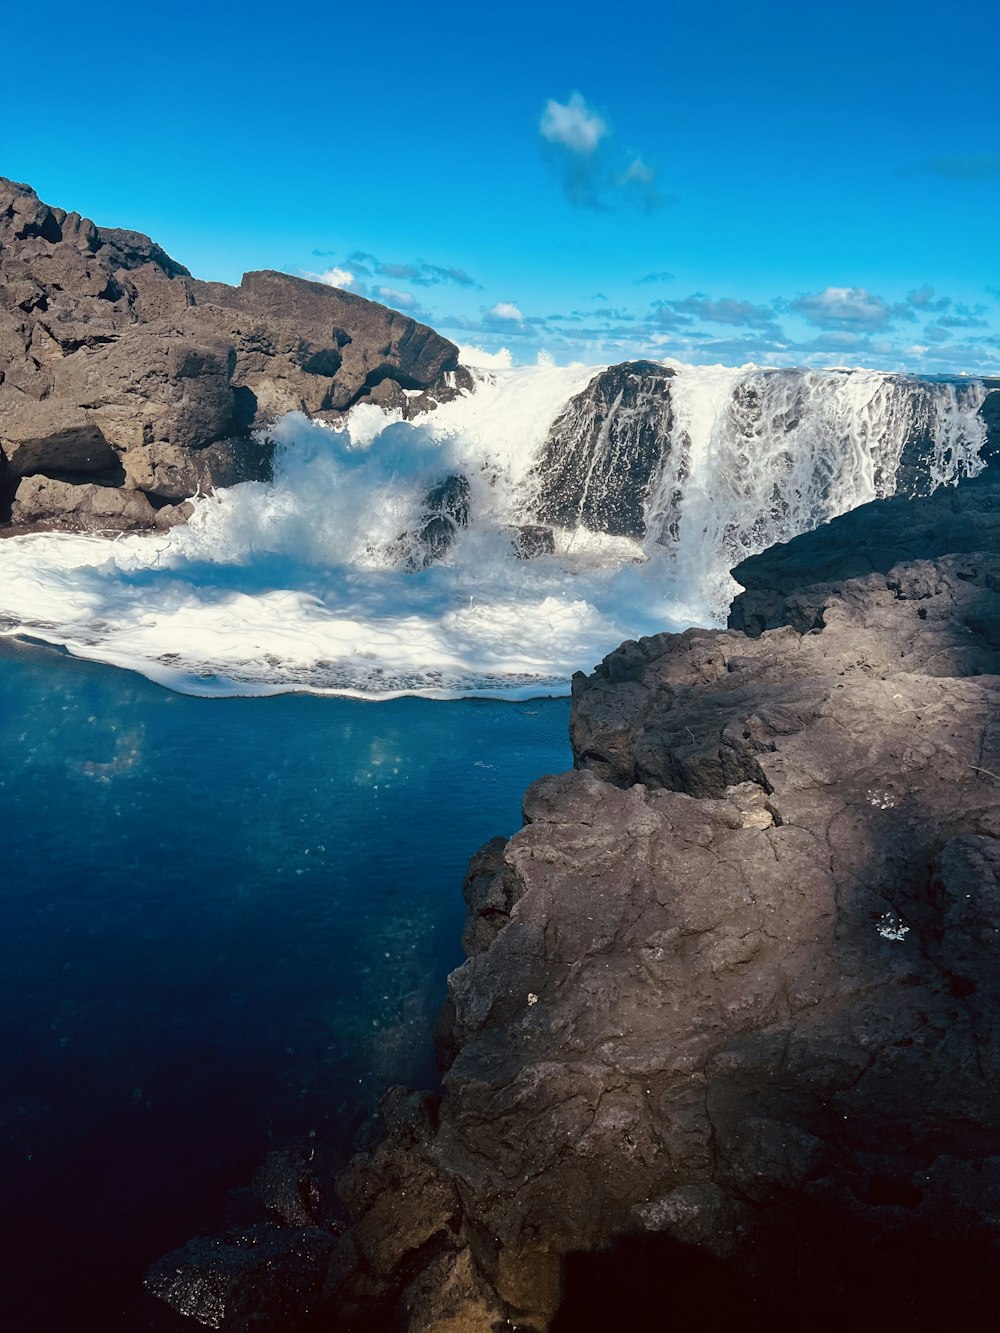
[669,293,782,331]
[907,283,950,312]
[932,303,990,330]
[899,154,1000,181]
[374,284,420,309]
[309,249,481,290]
[634,270,674,285]
[538,90,675,213]
[486,301,524,322]
[789,286,915,331]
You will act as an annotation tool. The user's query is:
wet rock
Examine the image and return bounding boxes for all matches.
[320,467,1000,1330]
[121,435,271,502]
[394,474,472,571]
[255,1150,325,1229]
[154,500,196,530]
[507,524,555,559]
[146,1224,336,1332]
[531,360,675,539]
[458,836,524,958]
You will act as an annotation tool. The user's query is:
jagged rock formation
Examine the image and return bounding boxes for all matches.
[0,178,464,531]
[527,363,998,556]
[311,470,1000,1331]
[530,360,676,539]
[390,474,473,572]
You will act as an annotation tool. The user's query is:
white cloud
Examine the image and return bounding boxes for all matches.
[539,92,607,155]
[539,93,670,212]
[374,285,418,309]
[488,301,524,321]
[621,156,655,184]
[313,267,359,290]
[790,286,910,331]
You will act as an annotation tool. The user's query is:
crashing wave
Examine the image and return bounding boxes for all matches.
[0,360,988,697]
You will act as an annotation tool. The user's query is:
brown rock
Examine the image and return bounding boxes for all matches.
[11,475,156,531]
[315,469,1000,1332]
[0,176,461,532]
[0,395,119,476]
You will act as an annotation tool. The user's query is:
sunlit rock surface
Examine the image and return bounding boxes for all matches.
[0,177,462,530]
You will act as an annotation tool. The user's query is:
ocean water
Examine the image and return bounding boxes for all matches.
[0,638,570,1328]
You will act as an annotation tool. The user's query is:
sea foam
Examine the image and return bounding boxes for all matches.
[0,360,986,698]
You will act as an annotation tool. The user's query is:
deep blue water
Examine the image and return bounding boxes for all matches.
[0,639,570,1329]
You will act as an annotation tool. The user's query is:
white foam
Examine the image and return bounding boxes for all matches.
[0,361,986,698]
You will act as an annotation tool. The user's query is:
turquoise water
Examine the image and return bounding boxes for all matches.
[0,640,570,1329]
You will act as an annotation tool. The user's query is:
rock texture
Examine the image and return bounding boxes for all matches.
[530,361,676,540]
[0,178,465,531]
[390,474,473,572]
[308,469,1000,1331]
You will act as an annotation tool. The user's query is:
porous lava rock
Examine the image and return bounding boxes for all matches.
[318,469,1000,1332]
[0,177,465,531]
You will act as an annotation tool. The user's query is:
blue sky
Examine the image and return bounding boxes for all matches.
[6,0,999,373]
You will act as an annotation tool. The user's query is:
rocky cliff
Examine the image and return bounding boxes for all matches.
[0,179,464,532]
[148,466,1000,1331]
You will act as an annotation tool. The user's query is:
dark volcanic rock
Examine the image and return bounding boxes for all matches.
[146,1223,336,1332]
[530,360,675,540]
[728,466,1000,636]
[393,473,472,571]
[0,177,462,532]
[507,524,556,559]
[317,468,1000,1331]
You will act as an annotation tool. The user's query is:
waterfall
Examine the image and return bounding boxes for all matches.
[661,367,987,612]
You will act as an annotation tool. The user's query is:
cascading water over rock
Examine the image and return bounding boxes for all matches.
[529,360,676,539]
[0,359,991,697]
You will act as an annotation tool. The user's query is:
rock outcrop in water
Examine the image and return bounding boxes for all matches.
[528,362,997,562]
[530,360,676,539]
[150,466,1000,1331]
[0,178,464,532]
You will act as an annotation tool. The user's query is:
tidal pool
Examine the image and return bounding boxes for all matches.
[0,639,570,1329]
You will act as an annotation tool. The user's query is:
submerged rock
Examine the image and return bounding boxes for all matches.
[393,473,472,571]
[146,1224,336,1332]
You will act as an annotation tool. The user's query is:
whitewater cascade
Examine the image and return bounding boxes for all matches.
[0,360,988,697]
